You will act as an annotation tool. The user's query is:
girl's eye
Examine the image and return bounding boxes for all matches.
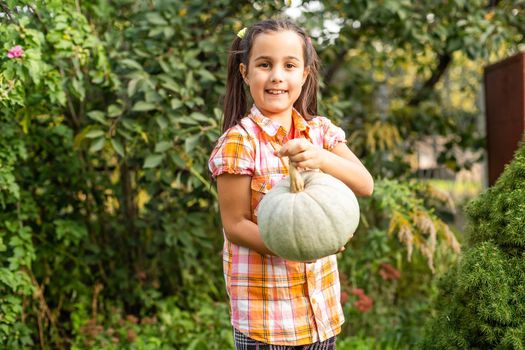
[259,63,270,68]
[286,63,297,69]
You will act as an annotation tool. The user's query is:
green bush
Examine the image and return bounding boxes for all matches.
[69,297,233,350]
[421,138,525,349]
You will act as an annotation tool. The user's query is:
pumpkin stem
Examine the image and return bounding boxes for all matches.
[289,163,305,193]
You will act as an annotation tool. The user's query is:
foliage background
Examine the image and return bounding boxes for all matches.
[0,0,524,348]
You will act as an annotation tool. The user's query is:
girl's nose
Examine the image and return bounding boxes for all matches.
[270,68,284,83]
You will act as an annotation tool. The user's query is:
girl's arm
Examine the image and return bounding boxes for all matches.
[216,174,275,255]
[277,140,374,196]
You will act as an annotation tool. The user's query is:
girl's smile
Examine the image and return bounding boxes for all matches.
[266,89,287,95]
[240,30,309,127]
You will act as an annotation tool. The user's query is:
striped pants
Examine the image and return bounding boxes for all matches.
[233,328,337,350]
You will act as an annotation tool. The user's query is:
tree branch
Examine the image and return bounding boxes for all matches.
[408,52,452,107]
[0,1,14,22]
[322,46,349,92]
[486,0,502,8]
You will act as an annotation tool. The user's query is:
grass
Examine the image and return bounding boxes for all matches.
[425,179,482,203]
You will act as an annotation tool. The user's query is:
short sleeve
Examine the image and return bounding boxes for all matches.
[320,117,346,150]
[208,127,255,178]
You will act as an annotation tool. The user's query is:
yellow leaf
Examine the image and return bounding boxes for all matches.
[136,189,150,212]
[20,114,29,134]
[140,131,148,143]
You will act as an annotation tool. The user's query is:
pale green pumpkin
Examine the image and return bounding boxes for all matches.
[257,165,360,262]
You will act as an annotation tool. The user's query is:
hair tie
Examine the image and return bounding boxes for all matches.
[237,27,247,39]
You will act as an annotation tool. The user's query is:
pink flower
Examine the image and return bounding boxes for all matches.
[379,262,401,281]
[351,288,365,298]
[354,295,373,312]
[351,287,374,312]
[7,45,24,59]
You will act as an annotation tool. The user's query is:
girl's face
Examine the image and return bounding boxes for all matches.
[240,30,309,123]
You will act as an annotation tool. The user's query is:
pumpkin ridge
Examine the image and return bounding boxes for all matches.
[302,191,340,255]
[287,194,302,258]
[260,191,283,251]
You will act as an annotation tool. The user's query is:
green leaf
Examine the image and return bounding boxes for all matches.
[446,38,463,52]
[155,141,172,153]
[171,99,183,110]
[85,130,105,139]
[193,97,204,106]
[159,59,172,73]
[185,71,194,89]
[71,78,86,100]
[121,118,138,131]
[178,116,199,125]
[148,27,164,37]
[54,219,88,246]
[145,12,168,25]
[184,135,200,153]
[164,27,175,39]
[108,104,123,118]
[132,101,156,112]
[190,112,209,122]
[111,139,125,157]
[197,69,216,82]
[89,137,105,153]
[128,79,140,97]
[27,59,44,85]
[160,77,180,92]
[121,59,143,70]
[87,111,108,125]
[143,154,165,168]
[171,154,186,168]
[213,108,223,120]
[156,116,168,130]
[117,129,133,141]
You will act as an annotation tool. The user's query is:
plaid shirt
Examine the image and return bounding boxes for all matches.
[209,105,346,346]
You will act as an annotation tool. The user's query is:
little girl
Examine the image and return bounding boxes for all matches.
[208,19,374,349]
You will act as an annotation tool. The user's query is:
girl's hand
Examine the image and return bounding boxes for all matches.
[276,139,326,170]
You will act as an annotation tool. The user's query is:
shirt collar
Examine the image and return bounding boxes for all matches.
[248,104,310,137]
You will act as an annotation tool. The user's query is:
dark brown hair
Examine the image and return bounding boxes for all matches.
[222,19,320,133]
